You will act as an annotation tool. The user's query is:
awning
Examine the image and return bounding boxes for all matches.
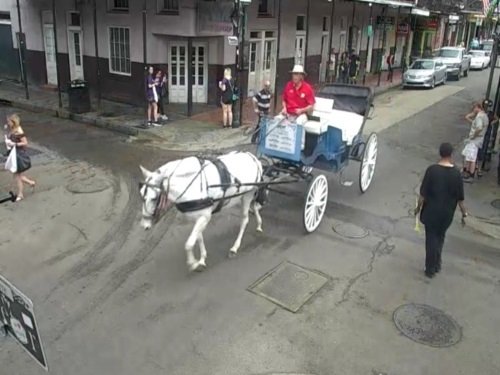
[411,8,430,17]
[354,0,416,8]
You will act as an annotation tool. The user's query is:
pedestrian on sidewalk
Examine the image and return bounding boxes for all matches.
[386,50,395,82]
[462,102,488,181]
[477,99,498,173]
[155,69,168,122]
[415,143,468,278]
[339,52,349,84]
[145,66,160,127]
[219,68,235,128]
[251,80,272,144]
[349,50,360,84]
[4,114,35,202]
[328,48,337,83]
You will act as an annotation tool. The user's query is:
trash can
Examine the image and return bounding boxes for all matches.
[68,80,91,113]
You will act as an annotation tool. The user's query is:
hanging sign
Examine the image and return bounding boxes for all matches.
[367,25,373,37]
[197,0,234,36]
[397,23,410,35]
[0,275,48,371]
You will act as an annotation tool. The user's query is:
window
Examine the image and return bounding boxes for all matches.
[296,15,306,32]
[258,0,273,17]
[109,27,131,75]
[69,12,81,27]
[109,0,129,11]
[323,16,328,32]
[73,33,82,66]
[159,0,179,14]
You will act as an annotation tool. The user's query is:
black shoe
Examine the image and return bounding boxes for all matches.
[424,270,435,278]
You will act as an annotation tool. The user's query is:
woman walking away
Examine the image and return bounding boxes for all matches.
[155,69,168,122]
[415,143,467,278]
[219,68,235,128]
[4,114,35,202]
[145,66,160,127]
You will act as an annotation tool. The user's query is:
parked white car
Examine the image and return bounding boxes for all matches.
[469,50,490,70]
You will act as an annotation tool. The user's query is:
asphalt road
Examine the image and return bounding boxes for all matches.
[1,69,500,375]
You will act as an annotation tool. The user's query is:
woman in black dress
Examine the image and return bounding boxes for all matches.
[219,68,235,128]
[5,114,35,201]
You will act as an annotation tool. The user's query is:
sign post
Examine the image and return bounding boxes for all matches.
[0,275,48,371]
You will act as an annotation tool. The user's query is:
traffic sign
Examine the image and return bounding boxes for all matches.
[0,275,48,371]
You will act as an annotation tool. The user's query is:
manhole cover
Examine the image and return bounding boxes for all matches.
[248,261,328,313]
[332,223,369,239]
[491,199,500,209]
[66,177,111,194]
[393,304,462,347]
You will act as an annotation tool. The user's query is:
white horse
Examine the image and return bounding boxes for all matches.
[139,151,265,272]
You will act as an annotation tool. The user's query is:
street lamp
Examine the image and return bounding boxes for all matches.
[232,0,251,128]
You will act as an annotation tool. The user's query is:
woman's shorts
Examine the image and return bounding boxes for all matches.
[462,142,479,162]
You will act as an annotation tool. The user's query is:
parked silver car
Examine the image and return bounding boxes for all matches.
[403,59,447,89]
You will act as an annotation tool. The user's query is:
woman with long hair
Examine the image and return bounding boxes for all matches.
[5,114,35,202]
[219,68,235,128]
[155,69,168,121]
[145,66,160,127]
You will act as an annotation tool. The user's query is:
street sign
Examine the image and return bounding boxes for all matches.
[0,275,48,371]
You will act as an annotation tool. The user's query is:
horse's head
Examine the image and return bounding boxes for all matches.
[139,165,171,230]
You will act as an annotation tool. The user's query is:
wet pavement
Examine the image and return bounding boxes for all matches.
[0,68,499,375]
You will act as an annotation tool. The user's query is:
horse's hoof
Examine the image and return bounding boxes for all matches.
[228,251,237,259]
[256,227,263,233]
[188,263,198,272]
[194,263,206,272]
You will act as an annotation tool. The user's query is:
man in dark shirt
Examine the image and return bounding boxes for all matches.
[251,81,272,144]
[415,143,468,278]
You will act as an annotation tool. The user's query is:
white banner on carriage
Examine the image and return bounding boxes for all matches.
[265,121,298,155]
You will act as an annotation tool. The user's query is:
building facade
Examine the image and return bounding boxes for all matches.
[4,0,417,108]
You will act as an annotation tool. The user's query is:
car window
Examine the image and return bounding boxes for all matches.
[438,49,459,58]
[470,51,485,57]
[411,60,434,70]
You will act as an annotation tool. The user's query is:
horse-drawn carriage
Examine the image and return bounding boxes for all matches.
[139,84,377,271]
[257,83,377,233]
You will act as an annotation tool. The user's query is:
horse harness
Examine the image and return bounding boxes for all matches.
[175,157,241,214]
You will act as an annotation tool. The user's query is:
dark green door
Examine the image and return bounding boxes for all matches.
[0,23,21,81]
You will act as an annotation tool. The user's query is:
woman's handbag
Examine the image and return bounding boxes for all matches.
[16,149,31,173]
[228,80,239,102]
[5,145,17,173]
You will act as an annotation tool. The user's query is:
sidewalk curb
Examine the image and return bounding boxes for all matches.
[1,82,400,140]
[1,96,139,137]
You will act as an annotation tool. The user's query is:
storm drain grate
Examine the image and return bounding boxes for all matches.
[66,177,111,194]
[248,261,328,313]
[491,199,500,210]
[393,303,462,347]
[332,222,369,239]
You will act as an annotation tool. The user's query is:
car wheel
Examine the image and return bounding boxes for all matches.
[457,71,461,81]
[431,78,435,89]
[442,74,447,84]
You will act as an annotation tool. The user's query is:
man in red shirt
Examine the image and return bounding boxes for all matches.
[281,65,316,121]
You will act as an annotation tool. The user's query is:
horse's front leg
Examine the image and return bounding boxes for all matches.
[197,232,207,269]
[185,214,210,272]
[229,194,253,258]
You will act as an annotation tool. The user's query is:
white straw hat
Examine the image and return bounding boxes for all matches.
[290,64,306,75]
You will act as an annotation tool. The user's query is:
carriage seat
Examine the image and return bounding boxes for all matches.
[303,97,335,135]
[325,109,364,145]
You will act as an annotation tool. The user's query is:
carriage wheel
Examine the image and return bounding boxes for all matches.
[303,174,328,233]
[359,133,378,193]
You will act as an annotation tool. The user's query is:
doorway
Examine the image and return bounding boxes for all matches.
[67,12,84,81]
[43,24,57,85]
[169,41,208,103]
[247,31,276,97]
